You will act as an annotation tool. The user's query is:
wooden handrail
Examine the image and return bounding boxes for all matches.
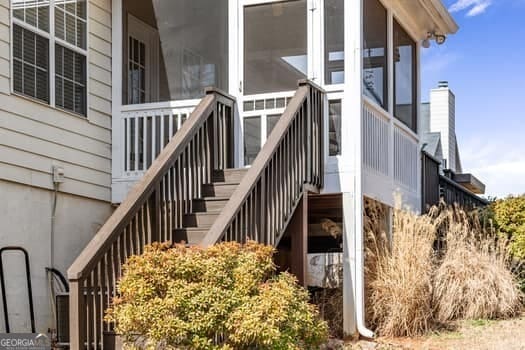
[67,89,235,350]
[201,80,325,247]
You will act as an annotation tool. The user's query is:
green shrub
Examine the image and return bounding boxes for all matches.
[492,195,525,260]
[105,241,328,350]
[491,195,525,293]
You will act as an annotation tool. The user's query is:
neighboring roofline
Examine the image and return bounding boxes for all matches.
[420,0,459,35]
[422,150,442,165]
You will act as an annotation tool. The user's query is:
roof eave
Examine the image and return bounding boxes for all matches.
[421,0,459,35]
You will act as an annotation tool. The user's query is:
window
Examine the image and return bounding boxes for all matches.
[324,0,344,85]
[13,25,49,103]
[55,45,86,114]
[393,20,417,132]
[363,0,388,109]
[12,0,87,116]
[328,100,341,156]
[128,37,146,104]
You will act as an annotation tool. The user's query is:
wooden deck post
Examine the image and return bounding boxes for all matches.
[69,279,86,350]
[290,192,308,286]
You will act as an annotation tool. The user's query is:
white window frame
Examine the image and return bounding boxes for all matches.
[10,0,90,117]
[319,0,345,91]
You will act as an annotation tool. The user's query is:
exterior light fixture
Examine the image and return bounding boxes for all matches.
[435,34,446,45]
[422,32,447,48]
[422,35,431,48]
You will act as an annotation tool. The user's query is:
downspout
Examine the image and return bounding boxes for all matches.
[354,165,374,338]
[352,0,374,339]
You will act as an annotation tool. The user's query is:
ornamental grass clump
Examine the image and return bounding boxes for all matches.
[366,201,437,337]
[105,241,328,350]
[365,198,522,337]
[432,209,522,322]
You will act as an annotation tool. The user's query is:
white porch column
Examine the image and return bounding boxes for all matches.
[111,0,123,202]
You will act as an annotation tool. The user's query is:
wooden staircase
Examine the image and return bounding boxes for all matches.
[174,168,248,245]
[67,81,325,350]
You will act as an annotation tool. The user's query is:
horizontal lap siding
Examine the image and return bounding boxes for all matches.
[0,0,113,202]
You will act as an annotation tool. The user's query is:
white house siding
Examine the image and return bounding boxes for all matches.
[0,180,113,333]
[0,0,114,333]
[0,0,112,201]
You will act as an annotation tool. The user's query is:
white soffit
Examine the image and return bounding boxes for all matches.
[384,0,459,40]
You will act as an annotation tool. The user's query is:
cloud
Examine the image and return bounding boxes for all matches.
[449,0,492,16]
[460,137,525,198]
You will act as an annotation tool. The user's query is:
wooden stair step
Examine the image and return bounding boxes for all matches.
[183,211,220,227]
[202,182,239,197]
[173,228,209,245]
[192,196,231,212]
[213,168,248,183]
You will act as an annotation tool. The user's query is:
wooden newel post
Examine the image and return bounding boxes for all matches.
[290,192,308,286]
[69,279,86,350]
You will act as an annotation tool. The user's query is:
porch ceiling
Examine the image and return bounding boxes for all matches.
[385,0,459,40]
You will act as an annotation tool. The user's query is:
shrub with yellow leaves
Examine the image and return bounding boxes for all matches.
[105,241,328,350]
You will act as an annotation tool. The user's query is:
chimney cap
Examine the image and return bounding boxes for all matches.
[438,81,449,88]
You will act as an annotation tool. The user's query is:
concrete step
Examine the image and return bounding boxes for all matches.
[172,228,209,245]
[202,182,238,197]
[183,211,220,227]
[213,168,248,183]
[193,196,230,212]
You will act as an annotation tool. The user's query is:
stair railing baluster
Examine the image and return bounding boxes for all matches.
[68,89,235,349]
[201,80,325,248]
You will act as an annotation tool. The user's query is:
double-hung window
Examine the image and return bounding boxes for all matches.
[12,0,87,116]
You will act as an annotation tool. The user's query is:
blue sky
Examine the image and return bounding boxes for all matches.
[421,0,525,198]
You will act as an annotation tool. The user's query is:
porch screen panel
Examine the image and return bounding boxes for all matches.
[267,114,280,137]
[244,1,307,95]
[394,20,417,132]
[324,0,344,85]
[363,0,388,109]
[244,116,261,166]
[328,100,341,156]
[152,0,229,100]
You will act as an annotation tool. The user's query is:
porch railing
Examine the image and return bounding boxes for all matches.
[121,100,199,177]
[363,100,390,177]
[67,89,235,350]
[362,97,419,197]
[393,125,419,190]
[201,80,324,246]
